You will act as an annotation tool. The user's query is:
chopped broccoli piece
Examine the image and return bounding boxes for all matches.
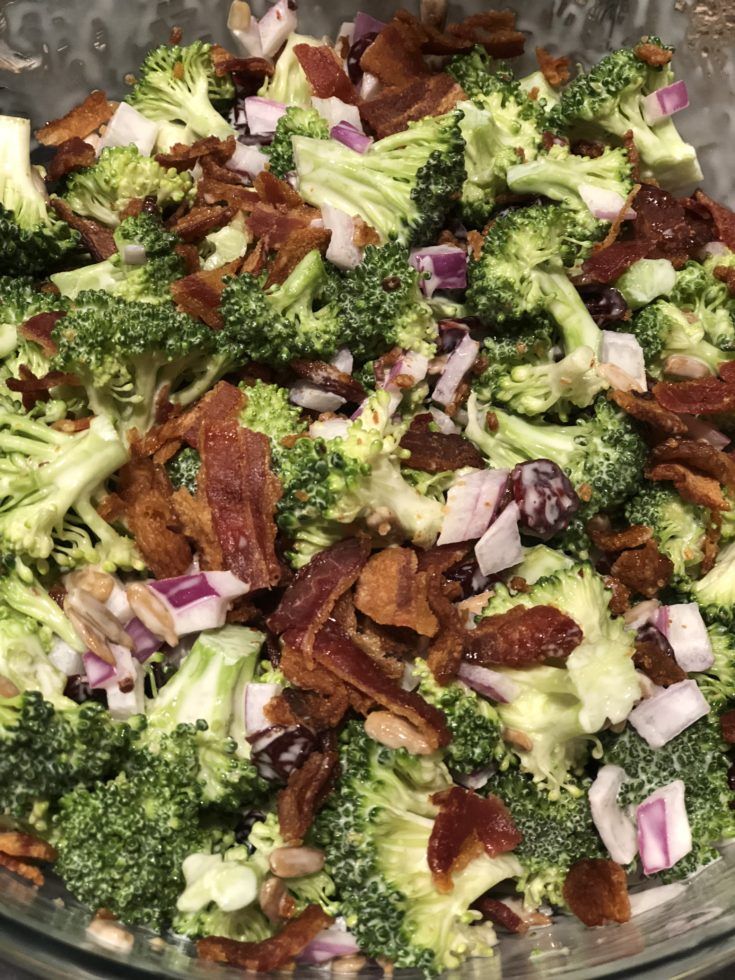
[616,258,677,310]
[258,34,323,107]
[0,557,82,652]
[0,274,67,362]
[446,46,516,100]
[239,379,306,455]
[625,483,709,585]
[690,539,735,625]
[670,259,735,351]
[266,106,329,179]
[511,544,575,585]
[629,298,735,378]
[166,446,201,494]
[697,623,735,710]
[200,217,250,271]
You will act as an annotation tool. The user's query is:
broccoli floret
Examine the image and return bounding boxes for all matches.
[258,34,323,107]
[697,623,735,709]
[240,379,307,450]
[0,608,68,705]
[313,721,521,973]
[0,115,79,276]
[337,242,438,360]
[127,41,235,140]
[670,260,735,350]
[518,70,562,110]
[603,718,735,879]
[492,769,604,909]
[0,274,67,362]
[467,204,603,355]
[511,544,575,585]
[616,258,677,310]
[690,540,735,625]
[219,249,342,366]
[465,394,646,512]
[293,111,466,245]
[266,106,329,179]
[52,293,225,435]
[549,40,702,189]
[166,446,201,494]
[61,145,194,227]
[412,660,510,776]
[473,321,555,401]
[629,298,735,378]
[0,557,81,652]
[625,483,709,585]
[200,217,250,271]
[481,565,641,794]
[446,46,516,100]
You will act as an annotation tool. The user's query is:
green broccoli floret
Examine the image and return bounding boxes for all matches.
[127,41,235,140]
[61,145,194,227]
[0,607,69,705]
[337,242,438,360]
[446,46,516,100]
[266,106,329,179]
[293,111,466,245]
[240,379,306,454]
[0,557,81,652]
[52,293,225,436]
[0,115,79,276]
[625,483,709,585]
[549,40,702,189]
[258,34,323,107]
[412,660,510,776]
[690,540,735,625]
[670,260,735,350]
[219,249,342,366]
[467,204,603,355]
[629,298,735,378]
[697,623,735,709]
[200,217,250,271]
[492,769,604,909]
[166,446,201,494]
[511,544,575,585]
[313,721,521,974]
[603,718,735,879]
[465,394,646,512]
[615,258,677,310]
[473,321,554,401]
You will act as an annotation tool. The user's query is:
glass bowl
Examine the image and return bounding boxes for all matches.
[1,0,735,976]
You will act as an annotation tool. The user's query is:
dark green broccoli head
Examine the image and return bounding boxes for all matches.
[670,261,735,351]
[266,106,329,179]
[446,46,516,100]
[239,379,306,454]
[166,446,201,494]
[625,483,709,585]
[115,212,181,257]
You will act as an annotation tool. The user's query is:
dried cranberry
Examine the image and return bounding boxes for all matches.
[577,284,629,326]
[437,320,470,354]
[346,32,378,84]
[63,675,106,705]
[633,624,686,687]
[250,725,316,783]
[445,555,489,598]
[510,459,580,540]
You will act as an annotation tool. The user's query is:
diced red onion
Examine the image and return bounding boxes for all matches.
[298,923,360,965]
[290,381,345,412]
[430,406,459,434]
[126,617,161,662]
[401,662,420,691]
[588,764,638,865]
[49,638,83,676]
[99,103,159,156]
[120,244,146,266]
[353,11,385,41]
[312,97,363,132]
[474,501,523,576]
[244,97,287,137]
[628,882,686,917]
[331,347,353,375]
[438,468,509,546]
[659,603,714,673]
[227,141,269,178]
[244,681,283,737]
[679,414,730,450]
[642,80,690,125]
[627,679,709,748]
[579,183,636,222]
[330,121,372,154]
[322,204,362,270]
[383,351,429,390]
[258,0,298,59]
[83,651,116,689]
[409,245,467,298]
[432,334,480,407]
[636,780,692,875]
[147,571,249,635]
[309,417,350,440]
[227,0,264,58]
[454,765,496,790]
[600,331,647,393]
[700,241,729,258]
[457,663,520,704]
[358,71,381,100]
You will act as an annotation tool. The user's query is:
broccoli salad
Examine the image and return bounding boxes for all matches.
[1,0,735,973]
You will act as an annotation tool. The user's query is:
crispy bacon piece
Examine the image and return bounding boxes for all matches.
[247,203,318,250]
[587,523,653,553]
[200,417,282,590]
[268,538,371,656]
[255,170,304,209]
[172,204,237,243]
[277,750,340,845]
[473,897,526,933]
[289,360,366,403]
[171,486,224,571]
[360,74,465,139]
[720,708,735,744]
[633,40,673,67]
[197,177,259,212]
[20,311,64,357]
[633,624,686,687]
[354,549,439,637]
[265,226,332,288]
[46,137,96,181]
[294,44,356,102]
[647,462,729,511]
[650,438,735,489]
[211,44,274,80]
[417,542,472,577]
[52,416,92,434]
[50,198,115,261]
[465,604,583,668]
[36,90,115,146]
[535,46,570,87]
[0,833,56,862]
[200,154,247,186]
[653,376,735,416]
[446,11,526,58]
[360,13,430,87]
[590,184,641,255]
[266,686,350,731]
[580,240,651,284]
[0,852,45,887]
[603,575,630,615]
[309,620,450,749]
[175,241,201,274]
[155,136,236,172]
[7,367,79,412]
[425,575,466,683]
[170,259,241,328]
[117,459,192,578]
[610,540,674,598]
[428,787,522,892]
[279,637,370,714]
[198,905,334,971]
[400,413,484,473]
[563,859,631,927]
[609,389,687,436]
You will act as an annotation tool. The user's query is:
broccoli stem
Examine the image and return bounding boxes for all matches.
[536,270,602,354]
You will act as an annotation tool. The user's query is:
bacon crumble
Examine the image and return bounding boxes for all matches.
[563,859,631,927]
[36,90,115,146]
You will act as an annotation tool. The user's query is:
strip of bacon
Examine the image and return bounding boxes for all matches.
[266,686,350,732]
[446,11,526,58]
[170,259,241,329]
[650,438,735,489]
[155,136,236,172]
[0,852,45,887]
[653,376,735,416]
[587,523,653,553]
[425,574,466,682]
[400,413,484,473]
[277,750,340,846]
[354,548,439,637]
[255,171,305,209]
[563,859,631,926]
[172,204,237,243]
[294,44,357,103]
[360,14,430,87]
[20,311,64,358]
[0,833,56,862]
[46,137,96,181]
[36,90,115,146]
[610,540,674,598]
[289,361,367,403]
[7,367,80,412]
[360,74,465,139]
[246,203,319,251]
[647,462,728,511]
[265,227,332,288]
[465,604,583,668]
[51,198,116,261]
[609,389,687,436]
[197,177,259,211]
[535,46,571,87]
[211,44,274,80]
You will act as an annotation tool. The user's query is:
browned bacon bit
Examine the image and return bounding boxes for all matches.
[609,389,687,436]
[720,708,735,744]
[266,686,350,732]
[610,540,674,599]
[200,417,282,590]
[466,604,583,669]
[563,859,631,927]
[280,636,370,714]
[268,538,371,653]
[293,44,357,103]
[197,176,259,213]
[590,185,641,256]
[417,542,472,577]
[633,39,673,67]
[472,897,548,934]
[572,139,606,159]
[650,438,735,489]
[446,11,526,58]
[20,311,64,357]
[399,413,484,473]
[360,74,465,140]
[155,135,236,172]
[50,198,116,261]
[198,905,334,971]
[52,416,92,434]
[428,787,522,893]
[175,241,201,274]
[265,226,332,288]
[587,522,653,553]
[46,137,96,181]
[535,46,570,87]
[210,43,274,80]
[647,462,729,511]
[714,264,735,297]
[169,25,183,45]
[277,750,340,845]
[425,575,465,683]
[200,153,246,186]
[118,459,192,578]
[255,170,304,209]
[171,204,237,243]
[634,624,686,687]
[653,376,735,416]
[171,487,224,572]
[360,13,430,87]
[354,549,439,637]
[311,620,450,749]
[694,190,735,251]
[289,360,366,403]
[7,367,79,412]
[0,852,45,887]
[0,833,56,862]
[170,259,241,329]
[36,90,115,146]
[247,203,317,251]
[581,240,651,284]
[241,238,268,276]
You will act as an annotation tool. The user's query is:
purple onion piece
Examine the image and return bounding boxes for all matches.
[249,725,316,782]
[151,572,218,608]
[126,617,161,662]
[510,459,581,540]
[577,284,629,327]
